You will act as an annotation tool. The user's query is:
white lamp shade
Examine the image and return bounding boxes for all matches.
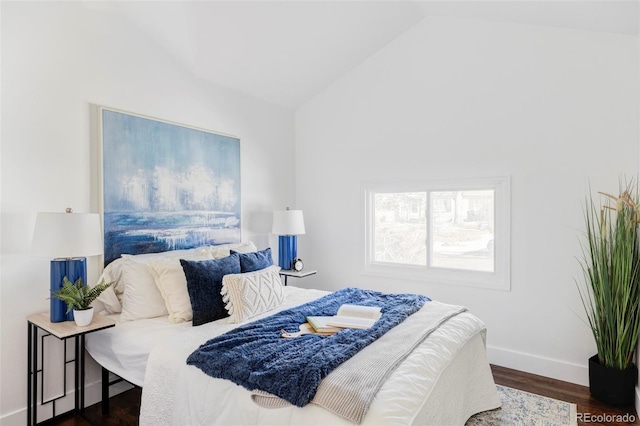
[32,212,103,258]
[272,210,305,235]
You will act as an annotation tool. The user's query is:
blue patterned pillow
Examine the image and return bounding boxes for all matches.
[180,254,241,326]
[230,247,274,272]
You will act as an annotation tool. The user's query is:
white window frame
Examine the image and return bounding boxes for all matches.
[363,176,511,291]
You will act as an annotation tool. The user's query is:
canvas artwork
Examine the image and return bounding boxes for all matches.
[100,108,241,265]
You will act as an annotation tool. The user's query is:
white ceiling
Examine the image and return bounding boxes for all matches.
[101,1,639,109]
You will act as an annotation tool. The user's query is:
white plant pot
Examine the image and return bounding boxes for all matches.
[73,307,94,327]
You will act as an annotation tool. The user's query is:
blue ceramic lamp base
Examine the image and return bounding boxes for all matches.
[278,235,297,270]
[50,258,87,323]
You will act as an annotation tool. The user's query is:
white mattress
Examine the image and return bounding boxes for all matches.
[86,286,500,425]
[86,314,190,387]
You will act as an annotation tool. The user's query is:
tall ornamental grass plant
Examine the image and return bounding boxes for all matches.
[578,181,640,371]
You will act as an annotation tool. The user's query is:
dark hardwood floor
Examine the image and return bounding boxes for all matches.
[45,364,638,425]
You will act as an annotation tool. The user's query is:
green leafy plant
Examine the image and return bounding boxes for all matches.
[577,180,640,370]
[50,277,113,314]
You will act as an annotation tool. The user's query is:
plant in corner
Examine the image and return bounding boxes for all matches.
[577,180,640,406]
[50,277,112,326]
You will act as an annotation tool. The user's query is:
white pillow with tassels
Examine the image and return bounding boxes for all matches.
[221,265,284,323]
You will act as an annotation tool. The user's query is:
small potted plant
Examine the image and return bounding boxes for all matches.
[50,277,113,326]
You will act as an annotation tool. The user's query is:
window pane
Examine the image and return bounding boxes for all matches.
[431,190,494,272]
[364,177,509,290]
[373,192,427,265]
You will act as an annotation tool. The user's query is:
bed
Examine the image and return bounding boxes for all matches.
[85,242,500,425]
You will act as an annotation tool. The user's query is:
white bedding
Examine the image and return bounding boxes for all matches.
[86,314,190,387]
[87,286,500,425]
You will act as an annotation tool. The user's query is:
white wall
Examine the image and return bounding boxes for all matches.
[296,16,639,385]
[1,2,295,423]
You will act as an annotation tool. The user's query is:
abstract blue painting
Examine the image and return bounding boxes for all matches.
[100,108,241,265]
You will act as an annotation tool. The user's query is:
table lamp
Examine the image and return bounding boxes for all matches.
[272,207,305,270]
[32,208,103,322]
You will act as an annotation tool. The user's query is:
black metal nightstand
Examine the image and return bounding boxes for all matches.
[26,312,115,425]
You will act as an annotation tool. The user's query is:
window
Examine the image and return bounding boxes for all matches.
[364,176,510,290]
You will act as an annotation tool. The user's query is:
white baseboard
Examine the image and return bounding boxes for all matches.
[0,379,133,426]
[487,344,589,387]
[636,386,640,419]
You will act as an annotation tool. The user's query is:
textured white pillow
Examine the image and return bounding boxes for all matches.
[119,259,169,322]
[147,252,212,323]
[221,265,284,324]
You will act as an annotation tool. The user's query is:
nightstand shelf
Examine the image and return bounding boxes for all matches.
[279,269,317,286]
[27,312,115,425]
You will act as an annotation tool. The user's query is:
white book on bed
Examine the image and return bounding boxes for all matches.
[307,304,381,331]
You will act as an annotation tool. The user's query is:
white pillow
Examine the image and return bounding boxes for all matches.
[98,247,211,320]
[119,259,169,322]
[91,284,120,314]
[221,265,284,324]
[147,252,212,323]
[121,246,211,263]
[210,241,258,259]
[94,258,127,314]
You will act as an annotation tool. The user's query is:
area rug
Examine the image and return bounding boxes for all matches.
[466,385,577,425]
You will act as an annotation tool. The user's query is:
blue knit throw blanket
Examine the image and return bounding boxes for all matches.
[186,287,430,407]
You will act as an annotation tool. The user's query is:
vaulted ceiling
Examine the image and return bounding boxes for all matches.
[96,1,639,109]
